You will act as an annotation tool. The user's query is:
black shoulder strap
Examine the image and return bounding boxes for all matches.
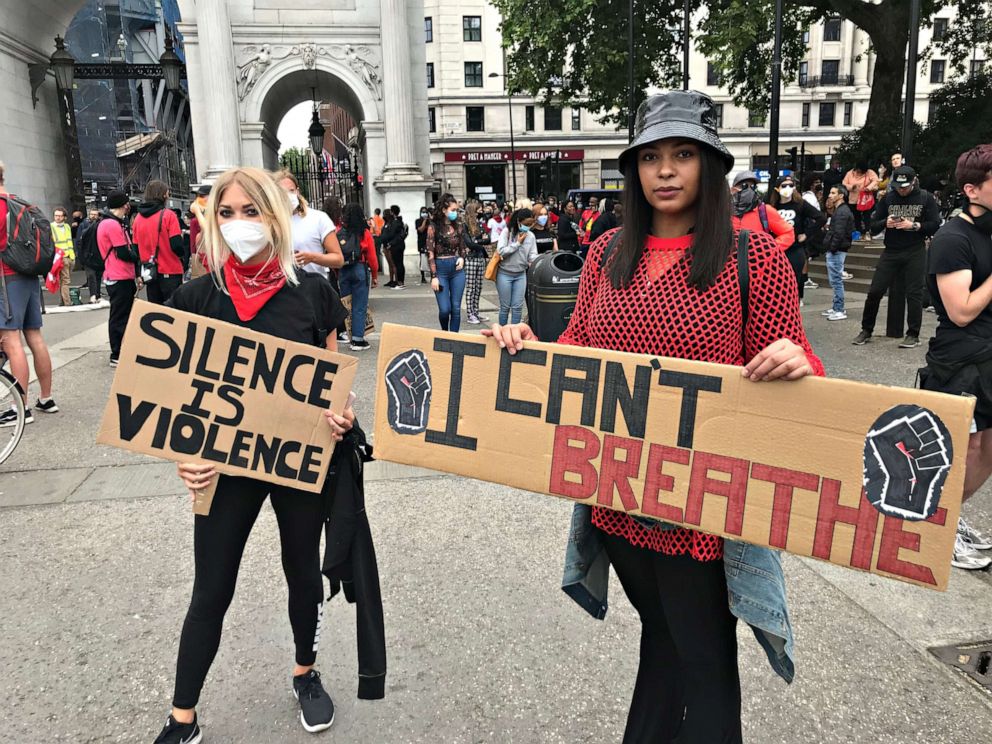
[738,229,750,347]
[598,228,623,270]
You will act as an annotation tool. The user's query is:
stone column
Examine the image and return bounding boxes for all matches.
[195,0,242,176]
[377,0,423,176]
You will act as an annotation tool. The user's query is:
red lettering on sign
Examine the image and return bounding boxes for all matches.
[812,480,878,570]
[750,464,821,550]
[598,435,643,512]
[684,451,750,535]
[641,444,689,522]
[549,425,601,500]
[876,507,947,586]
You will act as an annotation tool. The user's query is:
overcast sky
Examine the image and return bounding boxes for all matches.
[276,101,313,153]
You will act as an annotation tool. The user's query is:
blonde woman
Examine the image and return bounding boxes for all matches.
[153,167,352,744]
[274,169,344,278]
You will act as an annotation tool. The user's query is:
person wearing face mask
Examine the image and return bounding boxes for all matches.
[274,170,344,283]
[463,198,491,324]
[530,204,558,254]
[731,172,795,251]
[919,144,992,570]
[95,190,138,367]
[495,208,538,324]
[427,195,468,331]
[416,206,431,283]
[768,176,826,306]
[487,206,506,245]
[152,168,364,744]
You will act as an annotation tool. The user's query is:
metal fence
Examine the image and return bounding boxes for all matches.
[279,151,362,210]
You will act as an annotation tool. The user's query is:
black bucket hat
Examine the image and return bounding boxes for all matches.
[618,90,735,174]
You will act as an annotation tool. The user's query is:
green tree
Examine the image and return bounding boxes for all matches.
[279,147,313,201]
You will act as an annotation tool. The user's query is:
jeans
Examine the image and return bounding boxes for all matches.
[496,270,527,325]
[861,244,926,336]
[339,262,370,341]
[434,257,466,332]
[825,251,846,312]
[106,280,136,360]
[85,267,103,300]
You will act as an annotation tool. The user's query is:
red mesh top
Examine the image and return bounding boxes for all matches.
[557,228,825,561]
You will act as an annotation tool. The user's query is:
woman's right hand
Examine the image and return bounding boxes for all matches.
[431,278,440,292]
[178,462,215,495]
[517,232,527,244]
[482,323,538,355]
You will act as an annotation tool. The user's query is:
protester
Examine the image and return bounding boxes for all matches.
[78,207,104,303]
[463,198,490,324]
[531,203,559,254]
[274,170,344,280]
[0,163,57,424]
[50,206,75,306]
[427,194,468,331]
[919,144,992,570]
[853,165,940,348]
[70,209,84,240]
[731,171,795,251]
[132,180,185,304]
[487,90,821,743]
[96,190,138,368]
[336,202,378,351]
[822,156,844,192]
[416,205,431,283]
[556,200,581,253]
[842,161,880,237]
[588,197,618,245]
[380,205,407,289]
[821,185,855,320]
[495,208,538,324]
[769,175,826,305]
[151,167,355,744]
[486,206,507,247]
[801,173,823,209]
[578,196,600,256]
[370,207,385,275]
[188,185,210,276]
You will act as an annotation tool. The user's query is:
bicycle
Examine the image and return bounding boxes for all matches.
[0,349,26,465]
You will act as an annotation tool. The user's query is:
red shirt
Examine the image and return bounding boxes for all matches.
[0,197,13,277]
[557,228,824,559]
[132,208,183,275]
[359,228,379,274]
[732,204,795,252]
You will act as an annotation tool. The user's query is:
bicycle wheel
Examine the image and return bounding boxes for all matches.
[0,370,25,466]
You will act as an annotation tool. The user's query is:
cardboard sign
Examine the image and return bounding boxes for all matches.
[373,324,976,590]
[98,300,357,497]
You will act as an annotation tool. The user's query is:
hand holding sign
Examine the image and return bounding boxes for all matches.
[482,322,539,355]
[741,338,814,382]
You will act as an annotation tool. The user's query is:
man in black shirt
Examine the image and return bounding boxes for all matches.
[821,157,844,192]
[921,143,992,570]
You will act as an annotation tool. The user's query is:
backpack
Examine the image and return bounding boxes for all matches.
[77,217,105,271]
[337,227,363,265]
[1,194,56,276]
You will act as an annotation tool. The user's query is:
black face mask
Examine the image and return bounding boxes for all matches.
[967,202,992,235]
[733,186,760,217]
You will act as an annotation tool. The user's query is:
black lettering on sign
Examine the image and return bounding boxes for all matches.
[600,362,652,439]
[201,423,229,464]
[151,406,172,449]
[275,441,302,479]
[546,353,600,427]
[223,336,257,387]
[284,355,314,403]
[250,346,286,393]
[299,445,323,484]
[496,347,546,418]
[657,369,722,449]
[307,359,339,409]
[229,429,253,469]
[135,313,180,369]
[424,338,486,450]
[117,394,156,441]
[181,378,214,418]
[178,322,197,374]
[215,384,245,427]
[253,434,280,473]
[170,413,206,455]
[194,327,222,380]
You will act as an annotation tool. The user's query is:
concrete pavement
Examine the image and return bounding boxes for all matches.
[2,276,992,743]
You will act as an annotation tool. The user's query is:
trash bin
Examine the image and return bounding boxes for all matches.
[525,251,584,343]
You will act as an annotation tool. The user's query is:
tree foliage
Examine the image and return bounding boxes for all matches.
[915,72,992,189]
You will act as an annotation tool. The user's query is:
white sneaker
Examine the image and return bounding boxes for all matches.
[804,279,818,289]
[799,299,804,307]
[820,309,833,317]
[958,517,992,550]
[842,271,853,280]
[952,534,992,570]
[827,310,847,321]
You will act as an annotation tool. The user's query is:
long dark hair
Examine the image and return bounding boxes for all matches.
[322,196,343,224]
[341,202,367,235]
[610,145,733,290]
[432,193,458,232]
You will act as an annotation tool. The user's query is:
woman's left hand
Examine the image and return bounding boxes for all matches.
[325,403,355,442]
[742,339,814,382]
[455,257,464,271]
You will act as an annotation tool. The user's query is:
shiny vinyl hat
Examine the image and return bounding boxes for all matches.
[618,90,735,173]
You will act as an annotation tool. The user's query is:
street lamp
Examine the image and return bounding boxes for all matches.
[159,30,183,94]
[308,88,326,156]
[488,71,517,203]
[50,36,75,91]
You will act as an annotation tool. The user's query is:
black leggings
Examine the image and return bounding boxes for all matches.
[389,243,406,285]
[146,274,183,305]
[785,243,806,301]
[172,476,325,709]
[106,280,136,360]
[601,531,742,744]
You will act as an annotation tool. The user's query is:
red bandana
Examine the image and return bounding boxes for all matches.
[223,255,287,321]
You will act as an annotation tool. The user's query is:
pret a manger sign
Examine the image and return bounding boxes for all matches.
[373,324,974,590]
[98,300,357,494]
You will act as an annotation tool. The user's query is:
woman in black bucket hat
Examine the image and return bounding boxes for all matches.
[487,90,825,742]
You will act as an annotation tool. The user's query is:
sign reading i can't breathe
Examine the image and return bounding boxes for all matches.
[97,300,357,494]
[373,324,976,591]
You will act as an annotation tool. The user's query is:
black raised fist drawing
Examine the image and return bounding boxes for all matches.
[863,405,953,521]
[385,350,432,434]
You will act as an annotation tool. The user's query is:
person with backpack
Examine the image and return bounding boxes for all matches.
[336,202,378,351]
[0,161,58,425]
[97,190,139,368]
[77,208,104,303]
[731,171,795,251]
[132,180,185,304]
[486,90,822,743]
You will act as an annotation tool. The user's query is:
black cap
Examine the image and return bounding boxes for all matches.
[619,91,735,173]
[892,165,916,187]
[196,184,211,197]
[106,190,128,209]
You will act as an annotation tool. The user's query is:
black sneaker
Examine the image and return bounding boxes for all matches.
[293,670,335,733]
[898,334,920,349]
[0,408,32,427]
[152,713,202,744]
[34,398,59,414]
[852,331,872,346]
[350,339,370,351]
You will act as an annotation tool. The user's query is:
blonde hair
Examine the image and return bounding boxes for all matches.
[203,167,299,291]
[272,168,308,216]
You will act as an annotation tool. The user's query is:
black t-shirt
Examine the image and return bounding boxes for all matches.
[531,227,556,254]
[927,216,992,360]
[415,217,429,252]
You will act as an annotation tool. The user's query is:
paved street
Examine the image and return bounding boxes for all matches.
[3,271,992,744]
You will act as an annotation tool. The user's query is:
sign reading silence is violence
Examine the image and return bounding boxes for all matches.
[374,324,975,591]
[98,300,357,513]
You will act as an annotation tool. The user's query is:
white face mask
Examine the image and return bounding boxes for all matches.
[779,186,794,199]
[287,192,300,211]
[220,220,270,262]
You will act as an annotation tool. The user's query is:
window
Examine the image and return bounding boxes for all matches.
[801,102,810,127]
[466,106,485,132]
[928,99,940,122]
[802,29,810,44]
[424,17,433,43]
[428,107,436,133]
[462,16,482,42]
[821,59,840,84]
[571,108,581,130]
[818,101,836,127]
[933,17,948,42]
[824,17,842,42]
[426,63,435,88]
[799,61,808,85]
[544,106,562,130]
[931,59,946,83]
[525,105,535,131]
[464,62,483,87]
[714,103,723,128]
[843,101,852,126]
[971,59,986,77]
[748,110,766,128]
[706,62,722,86]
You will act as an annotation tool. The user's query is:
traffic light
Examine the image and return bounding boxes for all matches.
[539,157,552,188]
[786,147,798,172]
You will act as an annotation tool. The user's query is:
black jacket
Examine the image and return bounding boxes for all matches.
[464,230,489,259]
[322,423,386,700]
[869,185,941,250]
[589,212,618,244]
[380,219,405,249]
[775,199,826,248]
[823,203,855,253]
